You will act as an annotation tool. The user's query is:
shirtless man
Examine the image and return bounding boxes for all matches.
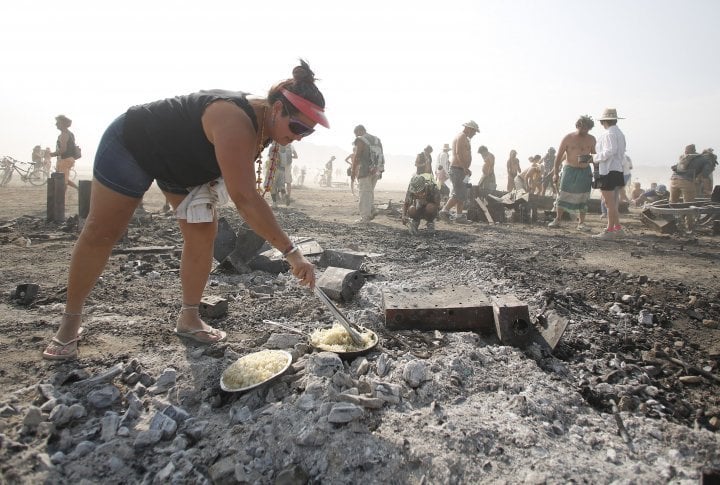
[521,156,543,194]
[548,115,596,230]
[506,150,521,191]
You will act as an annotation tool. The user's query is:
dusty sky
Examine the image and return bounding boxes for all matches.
[2,0,718,177]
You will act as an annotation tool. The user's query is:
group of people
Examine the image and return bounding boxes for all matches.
[394,109,633,239]
[38,57,717,361]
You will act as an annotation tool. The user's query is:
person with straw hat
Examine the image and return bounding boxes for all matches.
[591,108,627,239]
[438,121,479,223]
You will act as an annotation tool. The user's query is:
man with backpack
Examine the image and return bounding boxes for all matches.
[50,114,80,192]
[351,124,384,223]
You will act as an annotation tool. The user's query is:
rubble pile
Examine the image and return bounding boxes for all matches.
[0,207,718,483]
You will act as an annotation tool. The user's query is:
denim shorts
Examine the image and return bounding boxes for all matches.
[93,114,189,197]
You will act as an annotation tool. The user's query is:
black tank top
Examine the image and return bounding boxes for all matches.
[123,90,258,188]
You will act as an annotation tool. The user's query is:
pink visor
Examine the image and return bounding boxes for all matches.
[281,89,329,128]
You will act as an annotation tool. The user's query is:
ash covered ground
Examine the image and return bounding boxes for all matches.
[0,184,719,484]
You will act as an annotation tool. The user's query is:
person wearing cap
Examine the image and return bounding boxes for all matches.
[50,114,80,192]
[506,150,521,191]
[402,174,441,235]
[591,108,627,239]
[438,121,479,223]
[42,60,327,360]
[351,125,384,223]
[540,147,557,196]
[415,145,433,176]
[548,115,596,231]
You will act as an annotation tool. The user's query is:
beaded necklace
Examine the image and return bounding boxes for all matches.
[255,106,269,193]
[262,142,281,195]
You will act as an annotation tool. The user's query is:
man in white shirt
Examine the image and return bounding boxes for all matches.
[592,108,627,239]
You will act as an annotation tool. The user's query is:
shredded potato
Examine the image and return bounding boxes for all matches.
[222,350,289,390]
[310,324,376,352]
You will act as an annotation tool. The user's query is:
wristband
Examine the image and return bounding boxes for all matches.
[282,244,299,257]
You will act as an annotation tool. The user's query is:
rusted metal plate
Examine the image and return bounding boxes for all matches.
[383,286,495,333]
[537,310,570,351]
[641,209,677,234]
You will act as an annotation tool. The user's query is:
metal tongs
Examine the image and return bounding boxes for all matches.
[313,287,366,346]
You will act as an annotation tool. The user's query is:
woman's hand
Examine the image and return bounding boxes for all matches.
[286,251,315,288]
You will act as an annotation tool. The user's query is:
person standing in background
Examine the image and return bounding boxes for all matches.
[548,115,596,231]
[51,114,79,192]
[506,150,521,191]
[592,108,627,239]
[438,121,479,224]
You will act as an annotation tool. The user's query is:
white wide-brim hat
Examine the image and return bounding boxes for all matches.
[598,108,624,121]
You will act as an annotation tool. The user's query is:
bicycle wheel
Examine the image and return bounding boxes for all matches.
[28,170,46,186]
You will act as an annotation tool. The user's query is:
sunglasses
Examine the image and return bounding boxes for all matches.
[280,99,315,137]
[288,118,315,137]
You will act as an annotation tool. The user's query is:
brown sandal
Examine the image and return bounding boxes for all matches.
[174,327,227,344]
[42,327,84,361]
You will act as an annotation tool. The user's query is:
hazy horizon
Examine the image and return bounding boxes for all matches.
[2,0,718,183]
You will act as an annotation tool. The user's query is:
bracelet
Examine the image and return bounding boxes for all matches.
[282,244,299,257]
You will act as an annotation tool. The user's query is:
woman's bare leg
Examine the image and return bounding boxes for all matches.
[163,192,224,342]
[45,180,141,355]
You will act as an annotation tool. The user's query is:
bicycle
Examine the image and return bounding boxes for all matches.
[0,156,47,186]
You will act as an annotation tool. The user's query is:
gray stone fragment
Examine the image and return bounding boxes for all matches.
[0,404,18,417]
[294,426,324,447]
[327,402,364,423]
[148,368,176,395]
[352,357,370,376]
[402,360,431,388]
[337,394,384,409]
[150,411,178,440]
[229,404,252,424]
[373,382,402,404]
[49,403,86,427]
[376,354,392,377]
[39,399,57,413]
[139,373,155,388]
[155,462,175,483]
[37,383,56,401]
[332,372,355,390]
[87,385,121,409]
[120,391,143,427]
[295,394,316,412]
[209,456,236,484]
[265,333,302,349]
[50,451,66,465]
[133,429,163,448]
[101,412,120,442]
[162,404,190,424]
[182,418,207,442]
[309,352,343,378]
[275,464,309,485]
[22,406,44,433]
[117,426,130,437]
[124,372,141,386]
[73,440,95,458]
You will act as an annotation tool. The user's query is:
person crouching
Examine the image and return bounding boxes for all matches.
[402,174,441,235]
